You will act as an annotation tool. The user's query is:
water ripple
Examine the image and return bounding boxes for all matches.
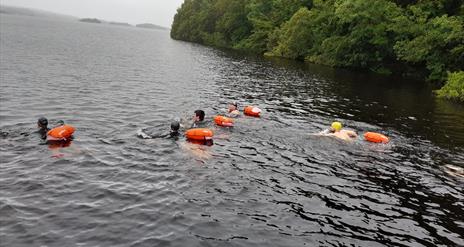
[1,14,463,247]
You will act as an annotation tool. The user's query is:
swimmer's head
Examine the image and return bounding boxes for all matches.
[57,120,64,126]
[331,122,342,132]
[171,121,180,132]
[194,110,205,122]
[37,117,48,128]
[228,102,238,112]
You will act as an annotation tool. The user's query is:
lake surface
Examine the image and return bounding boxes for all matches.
[1,14,463,247]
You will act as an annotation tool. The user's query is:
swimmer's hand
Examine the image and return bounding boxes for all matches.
[311,129,331,136]
[137,129,153,139]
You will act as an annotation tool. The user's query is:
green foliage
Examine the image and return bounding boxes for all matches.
[171,0,464,89]
[306,0,403,72]
[235,0,313,52]
[171,0,252,47]
[171,0,311,52]
[266,7,313,59]
[394,14,464,81]
[436,71,464,101]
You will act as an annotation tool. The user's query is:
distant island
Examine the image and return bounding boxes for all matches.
[79,18,102,24]
[109,22,132,27]
[1,6,169,31]
[136,23,168,30]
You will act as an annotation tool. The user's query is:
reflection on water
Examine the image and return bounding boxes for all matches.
[0,14,463,247]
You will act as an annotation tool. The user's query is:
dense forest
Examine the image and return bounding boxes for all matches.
[171,0,463,101]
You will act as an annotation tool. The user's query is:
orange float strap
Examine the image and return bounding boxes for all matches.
[214,115,234,127]
[185,128,214,141]
[47,125,75,141]
[364,132,389,143]
[244,106,261,117]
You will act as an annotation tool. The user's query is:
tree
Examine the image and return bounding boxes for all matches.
[171,0,464,90]
[267,7,313,59]
[436,71,464,101]
[394,14,464,81]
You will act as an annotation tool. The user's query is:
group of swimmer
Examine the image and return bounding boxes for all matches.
[138,104,240,143]
[36,101,389,145]
[34,105,464,178]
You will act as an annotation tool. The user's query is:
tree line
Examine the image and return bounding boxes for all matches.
[171,0,463,101]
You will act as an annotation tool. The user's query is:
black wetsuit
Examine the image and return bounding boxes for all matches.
[37,127,50,140]
[170,131,180,137]
[191,121,207,128]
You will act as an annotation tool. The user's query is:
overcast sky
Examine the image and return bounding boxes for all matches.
[1,0,185,27]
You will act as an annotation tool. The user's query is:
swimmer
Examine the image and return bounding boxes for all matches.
[317,121,358,141]
[170,121,181,138]
[137,121,181,139]
[37,117,50,140]
[191,110,206,128]
[444,165,464,178]
[227,102,240,118]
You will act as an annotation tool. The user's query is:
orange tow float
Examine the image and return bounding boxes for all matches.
[214,115,234,127]
[185,128,214,141]
[244,106,261,117]
[47,125,75,141]
[364,132,389,143]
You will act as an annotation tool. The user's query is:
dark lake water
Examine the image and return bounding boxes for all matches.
[1,14,463,247]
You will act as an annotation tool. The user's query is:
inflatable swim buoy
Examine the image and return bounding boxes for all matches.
[214,115,234,127]
[244,106,261,117]
[47,125,75,141]
[185,128,213,141]
[364,132,389,143]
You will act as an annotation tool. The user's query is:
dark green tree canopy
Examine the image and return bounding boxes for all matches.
[171,0,464,100]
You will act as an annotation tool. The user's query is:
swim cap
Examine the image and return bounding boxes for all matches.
[171,121,180,131]
[38,117,48,126]
[331,122,342,131]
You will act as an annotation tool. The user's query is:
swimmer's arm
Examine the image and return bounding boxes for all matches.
[137,128,169,139]
[179,118,191,129]
[146,133,170,139]
[311,129,331,136]
[137,128,153,139]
